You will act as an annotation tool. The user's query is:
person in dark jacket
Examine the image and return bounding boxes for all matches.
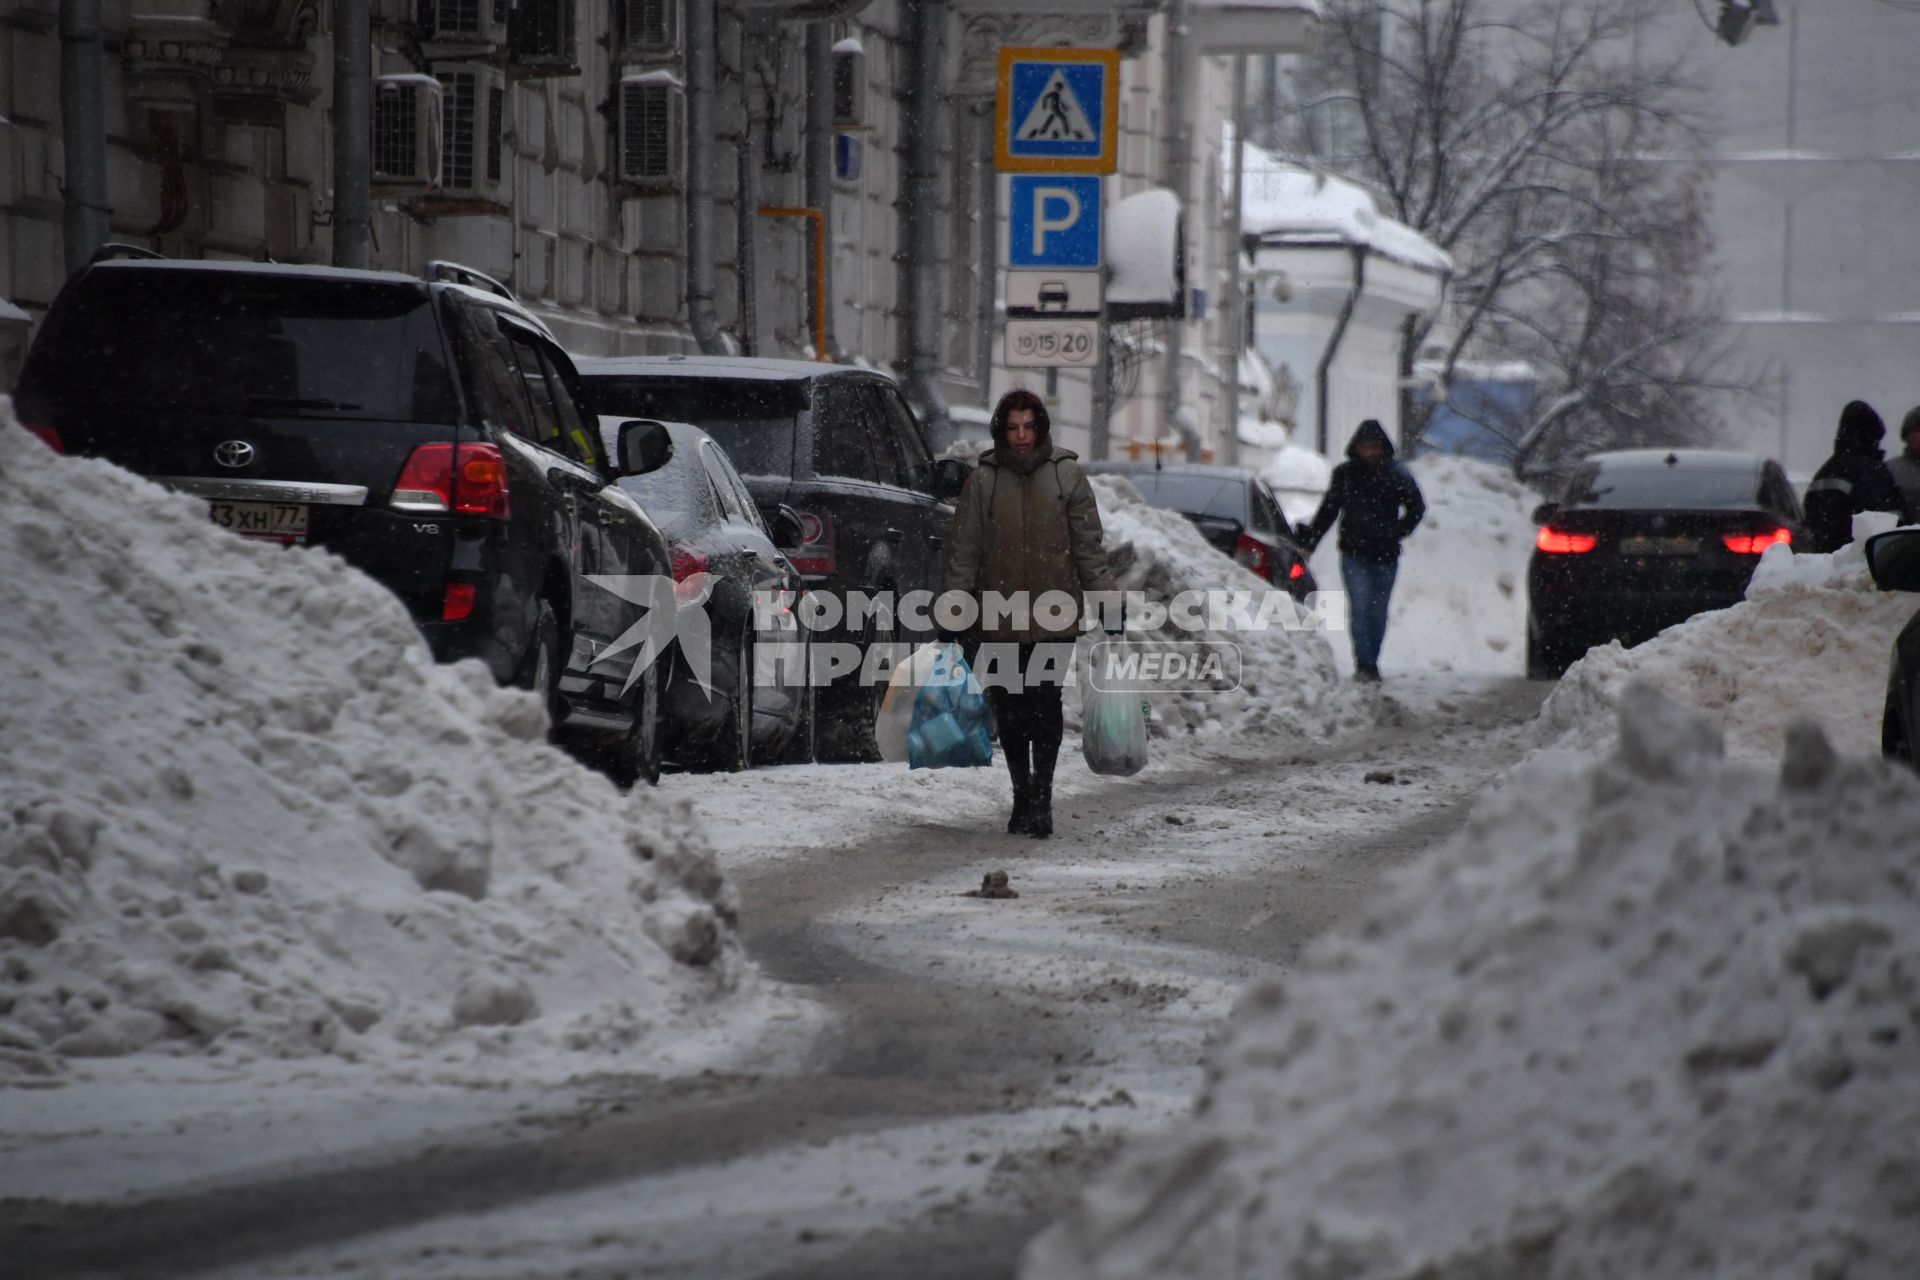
[1805,400,1905,553]
[1302,420,1426,681]
[1885,406,1920,525]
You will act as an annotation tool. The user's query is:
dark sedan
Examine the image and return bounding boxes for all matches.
[1527,448,1804,678]
[1866,528,1920,764]
[1084,461,1318,599]
[600,417,811,771]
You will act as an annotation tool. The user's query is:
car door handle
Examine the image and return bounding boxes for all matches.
[884,527,904,542]
[928,534,944,548]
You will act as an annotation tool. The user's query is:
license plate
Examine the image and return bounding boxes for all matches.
[1620,534,1697,556]
[209,501,309,541]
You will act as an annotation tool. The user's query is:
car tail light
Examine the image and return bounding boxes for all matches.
[442,582,478,622]
[787,509,835,576]
[1233,532,1274,580]
[1536,526,1599,554]
[391,443,511,519]
[21,423,64,453]
[1288,561,1306,581]
[1722,527,1792,555]
[669,542,709,582]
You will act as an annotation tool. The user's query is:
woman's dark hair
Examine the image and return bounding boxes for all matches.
[990,388,1051,447]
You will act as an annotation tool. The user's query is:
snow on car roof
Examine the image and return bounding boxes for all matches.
[577,355,857,382]
[89,258,427,288]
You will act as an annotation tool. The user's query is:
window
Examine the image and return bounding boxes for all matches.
[1247,482,1277,535]
[581,375,805,479]
[622,0,680,56]
[812,382,877,482]
[875,386,935,493]
[699,441,747,521]
[1566,464,1767,510]
[618,75,685,188]
[534,343,599,467]
[486,86,504,183]
[454,304,536,439]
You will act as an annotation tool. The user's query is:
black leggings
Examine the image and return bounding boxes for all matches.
[983,642,1068,786]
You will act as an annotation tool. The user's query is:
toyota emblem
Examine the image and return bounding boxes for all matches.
[214,440,257,469]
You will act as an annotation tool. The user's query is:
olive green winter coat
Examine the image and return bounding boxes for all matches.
[944,446,1117,642]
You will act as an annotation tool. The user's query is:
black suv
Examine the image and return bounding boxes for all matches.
[576,356,968,760]
[14,251,675,786]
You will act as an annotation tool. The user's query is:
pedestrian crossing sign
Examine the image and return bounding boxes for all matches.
[995,47,1120,174]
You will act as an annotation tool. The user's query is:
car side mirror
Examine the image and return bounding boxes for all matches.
[1531,502,1560,525]
[931,457,970,502]
[617,419,673,477]
[771,503,805,550]
[1865,529,1920,592]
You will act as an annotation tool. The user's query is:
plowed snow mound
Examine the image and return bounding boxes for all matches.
[0,403,738,1082]
[1026,684,1920,1279]
[1539,536,1915,760]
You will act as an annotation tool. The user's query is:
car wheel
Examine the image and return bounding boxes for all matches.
[520,600,565,735]
[598,660,663,789]
[817,620,893,764]
[709,628,755,773]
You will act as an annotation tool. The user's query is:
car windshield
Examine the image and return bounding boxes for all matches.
[1566,465,1762,509]
[25,270,459,421]
[1114,472,1247,521]
[584,376,805,479]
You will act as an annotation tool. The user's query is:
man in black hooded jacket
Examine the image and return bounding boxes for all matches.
[1805,400,1905,553]
[1302,420,1426,681]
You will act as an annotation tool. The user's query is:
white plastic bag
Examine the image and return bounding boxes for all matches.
[1082,684,1149,777]
[876,642,958,764]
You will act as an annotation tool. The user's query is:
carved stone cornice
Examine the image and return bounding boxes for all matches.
[952,8,1158,97]
[123,8,320,105]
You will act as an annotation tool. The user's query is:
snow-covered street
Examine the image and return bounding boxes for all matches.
[4,672,1548,1280]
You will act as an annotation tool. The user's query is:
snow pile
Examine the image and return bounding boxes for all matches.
[1026,684,1920,1280]
[1539,534,1916,761]
[1107,189,1182,310]
[0,402,740,1082]
[1089,476,1341,739]
[1242,146,1452,274]
[1386,454,1538,676]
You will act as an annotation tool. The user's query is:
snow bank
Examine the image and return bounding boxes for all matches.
[1090,477,1341,739]
[1538,533,1916,761]
[1026,684,1920,1280]
[0,401,740,1082]
[1242,147,1452,275]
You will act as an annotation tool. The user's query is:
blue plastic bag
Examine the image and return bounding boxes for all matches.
[907,644,993,769]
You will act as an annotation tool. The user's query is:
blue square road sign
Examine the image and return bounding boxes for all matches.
[1008,174,1103,270]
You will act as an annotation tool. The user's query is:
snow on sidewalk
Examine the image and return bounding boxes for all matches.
[1024,683,1920,1280]
[0,399,762,1092]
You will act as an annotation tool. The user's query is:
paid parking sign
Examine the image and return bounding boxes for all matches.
[1008,175,1103,270]
[996,47,1120,174]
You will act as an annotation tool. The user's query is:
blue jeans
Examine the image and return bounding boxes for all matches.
[1341,555,1399,671]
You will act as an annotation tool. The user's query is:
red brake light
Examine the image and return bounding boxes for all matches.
[1233,532,1274,580]
[788,510,835,576]
[1537,527,1599,554]
[23,424,64,453]
[1288,561,1306,581]
[1722,528,1792,555]
[669,542,709,582]
[442,582,478,622]
[391,444,510,520]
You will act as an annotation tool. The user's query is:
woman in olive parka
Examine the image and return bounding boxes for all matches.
[943,389,1116,838]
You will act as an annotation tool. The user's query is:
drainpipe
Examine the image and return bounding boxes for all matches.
[685,0,726,353]
[60,0,110,273]
[331,0,372,269]
[901,0,950,444]
[1219,54,1247,466]
[1160,0,1195,461]
[1314,244,1365,455]
[736,25,760,356]
[804,21,841,360]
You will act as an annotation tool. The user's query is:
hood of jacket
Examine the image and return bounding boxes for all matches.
[1835,400,1886,455]
[1345,419,1396,462]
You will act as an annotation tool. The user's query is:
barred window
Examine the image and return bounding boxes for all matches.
[440,71,477,190]
[372,87,419,180]
[437,0,483,37]
[620,81,678,183]
[486,86,504,183]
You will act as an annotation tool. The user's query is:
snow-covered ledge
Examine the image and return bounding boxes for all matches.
[1241,151,1451,455]
[1190,0,1323,55]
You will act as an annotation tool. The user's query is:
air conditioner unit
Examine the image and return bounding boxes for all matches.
[617,70,686,190]
[430,0,508,46]
[509,0,579,76]
[437,63,508,200]
[620,0,681,59]
[831,37,866,129]
[371,74,443,190]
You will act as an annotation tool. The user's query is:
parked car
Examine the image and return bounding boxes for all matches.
[1084,461,1318,599]
[1865,528,1920,764]
[13,248,674,786]
[598,416,810,771]
[1526,448,1805,679]
[577,356,968,762]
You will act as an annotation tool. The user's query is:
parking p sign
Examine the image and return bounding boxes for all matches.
[1008,175,1103,270]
